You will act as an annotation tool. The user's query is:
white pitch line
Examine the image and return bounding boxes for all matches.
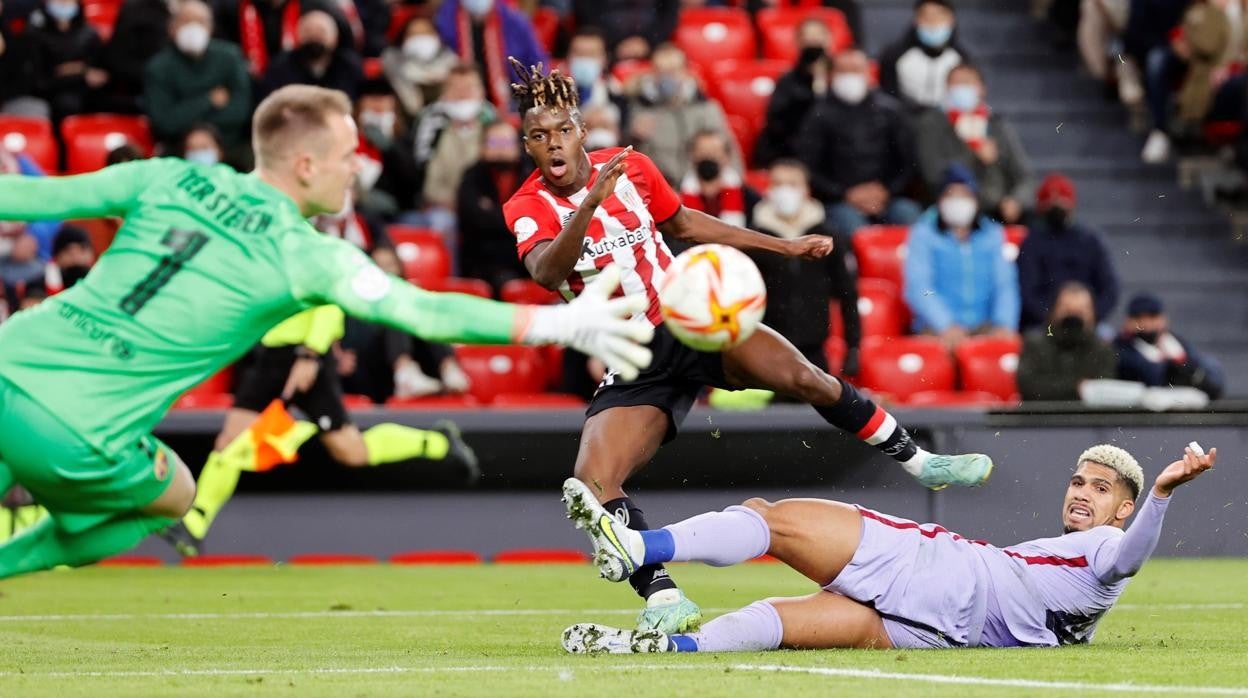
[0,662,1245,695]
[0,602,1239,623]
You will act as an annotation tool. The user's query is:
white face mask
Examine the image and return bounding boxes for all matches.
[184,147,219,166]
[831,73,869,105]
[175,22,210,56]
[443,99,482,122]
[461,0,493,17]
[360,110,397,139]
[584,128,618,150]
[939,195,978,227]
[402,34,440,62]
[768,185,805,218]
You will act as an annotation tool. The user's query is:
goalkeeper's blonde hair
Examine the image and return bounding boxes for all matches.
[1077,444,1143,498]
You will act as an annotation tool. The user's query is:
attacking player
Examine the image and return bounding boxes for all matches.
[0,84,653,580]
[561,442,1216,653]
[503,58,994,633]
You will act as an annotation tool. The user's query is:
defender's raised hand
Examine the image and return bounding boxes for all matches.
[585,147,632,208]
[1153,444,1217,497]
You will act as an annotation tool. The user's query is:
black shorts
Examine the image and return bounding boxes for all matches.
[586,324,734,443]
[232,345,350,432]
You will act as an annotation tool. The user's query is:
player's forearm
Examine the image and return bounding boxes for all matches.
[529,204,595,289]
[669,208,789,255]
[0,172,130,220]
[1101,491,1171,583]
[366,280,525,345]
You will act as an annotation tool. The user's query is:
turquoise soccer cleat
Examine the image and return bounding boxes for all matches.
[637,589,703,634]
[914,453,995,490]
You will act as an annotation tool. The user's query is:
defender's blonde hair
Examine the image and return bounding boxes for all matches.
[1077,444,1144,498]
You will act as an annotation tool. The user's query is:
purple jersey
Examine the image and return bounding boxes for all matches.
[826,493,1171,648]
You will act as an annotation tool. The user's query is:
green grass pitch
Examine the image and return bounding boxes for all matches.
[1,559,1246,697]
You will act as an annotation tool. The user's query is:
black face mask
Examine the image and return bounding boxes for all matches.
[60,265,91,289]
[1045,206,1072,231]
[799,45,826,67]
[694,158,721,182]
[1136,330,1160,344]
[1054,315,1086,348]
[298,41,330,62]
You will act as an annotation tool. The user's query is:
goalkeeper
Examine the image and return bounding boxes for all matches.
[0,85,652,580]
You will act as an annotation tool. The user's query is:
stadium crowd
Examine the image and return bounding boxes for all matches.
[0,0,1227,408]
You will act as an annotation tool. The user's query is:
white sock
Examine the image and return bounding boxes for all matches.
[900,447,930,476]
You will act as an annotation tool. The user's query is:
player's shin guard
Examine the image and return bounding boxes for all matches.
[602,497,678,599]
[670,601,784,653]
[361,423,449,465]
[641,505,770,567]
[813,379,926,472]
[0,512,172,579]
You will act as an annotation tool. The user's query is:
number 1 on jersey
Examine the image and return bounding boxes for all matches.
[119,228,209,315]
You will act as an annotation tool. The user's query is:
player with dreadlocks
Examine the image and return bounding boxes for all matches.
[502,58,996,635]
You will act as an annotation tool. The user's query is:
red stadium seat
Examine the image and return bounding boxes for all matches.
[174,366,235,409]
[856,278,906,337]
[386,225,451,286]
[454,345,546,403]
[387,4,423,41]
[531,6,560,54]
[824,334,847,374]
[1003,224,1027,263]
[425,276,493,298]
[757,7,854,62]
[725,113,761,168]
[342,394,376,409]
[745,169,770,193]
[674,8,756,70]
[708,60,788,135]
[384,394,482,409]
[610,59,653,89]
[904,390,1008,407]
[500,278,561,305]
[955,335,1022,401]
[60,114,153,174]
[857,336,955,400]
[490,393,586,408]
[83,0,121,40]
[852,225,909,288]
[0,115,59,173]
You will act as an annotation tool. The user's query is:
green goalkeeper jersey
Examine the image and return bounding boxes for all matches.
[0,159,518,457]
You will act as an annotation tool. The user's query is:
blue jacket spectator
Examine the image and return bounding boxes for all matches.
[435,0,548,113]
[904,164,1019,342]
[1113,293,1225,399]
[1017,174,1119,331]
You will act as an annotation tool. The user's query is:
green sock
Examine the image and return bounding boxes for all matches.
[362,423,450,466]
[0,512,172,580]
[182,452,241,540]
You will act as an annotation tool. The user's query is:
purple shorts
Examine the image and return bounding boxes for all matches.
[823,507,991,648]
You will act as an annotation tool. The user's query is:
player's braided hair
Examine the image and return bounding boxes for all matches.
[509,57,579,114]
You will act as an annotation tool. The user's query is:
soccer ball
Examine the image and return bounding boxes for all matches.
[658,244,767,352]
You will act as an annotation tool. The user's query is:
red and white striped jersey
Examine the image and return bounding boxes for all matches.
[504,148,682,325]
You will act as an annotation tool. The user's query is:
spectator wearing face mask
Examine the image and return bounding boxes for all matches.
[354,77,418,216]
[903,163,1019,348]
[1016,282,1117,402]
[566,26,628,122]
[214,0,353,79]
[755,18,833,167]
[678,130,761,246]
[435,0,548,113]
[627,43,743,183]
[144,1,252,153]
[581,102,623,151]
[382,14,457,119]
[879,0,971,109]
[748,159,862,377]
[796,49,920,238]
[91,0,172,114]
[456,119,529,292]
[916,62,1032,224]
[43,223,93,295]
[1017,174,1119,332]
[259,10,363,101]
[413,63,496,247]
[27,0,104,122]
[180,123,227,169]
[1113,293,1225,399]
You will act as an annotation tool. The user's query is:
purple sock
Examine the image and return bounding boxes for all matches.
[671,601,784,652]
[663,505,770,566]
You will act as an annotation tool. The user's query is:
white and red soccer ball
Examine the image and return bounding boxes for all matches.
[658,244,767,352]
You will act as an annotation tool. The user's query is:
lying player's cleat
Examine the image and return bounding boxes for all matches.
[561,477,644,582]
[914,453,995,490]
[561,623,671,654]
[159,515,204,558]
[637,589,703,634]
[434,419,481,486]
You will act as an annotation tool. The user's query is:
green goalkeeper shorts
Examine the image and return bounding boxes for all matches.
[0,375,177,519]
